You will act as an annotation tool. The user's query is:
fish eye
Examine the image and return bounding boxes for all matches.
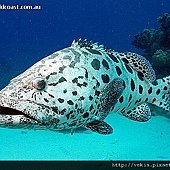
[32,78,46,90]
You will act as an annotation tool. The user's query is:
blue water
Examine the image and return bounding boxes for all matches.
[0,0,170,160]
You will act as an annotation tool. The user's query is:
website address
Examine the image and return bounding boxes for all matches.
[0,4,41,10]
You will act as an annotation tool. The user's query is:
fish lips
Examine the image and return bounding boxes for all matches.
[0,94,62,126]
[0,105,38,121]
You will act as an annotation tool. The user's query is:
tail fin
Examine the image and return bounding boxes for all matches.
[151,76,170,111]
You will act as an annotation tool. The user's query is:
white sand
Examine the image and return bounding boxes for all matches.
[0,113,170,160]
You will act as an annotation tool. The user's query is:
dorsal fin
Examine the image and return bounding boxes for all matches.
[71,39,156,82]
[71,39,114,54]
[119,52,156,82]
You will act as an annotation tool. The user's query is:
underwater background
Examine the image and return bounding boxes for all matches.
[0,0,170,160]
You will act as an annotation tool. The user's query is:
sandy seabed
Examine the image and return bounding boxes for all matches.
[0,112,170,160]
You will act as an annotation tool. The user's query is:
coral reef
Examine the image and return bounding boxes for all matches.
[152,50,170,67]
[132,13,170,77]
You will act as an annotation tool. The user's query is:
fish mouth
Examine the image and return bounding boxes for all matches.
[0,93,61,126]
[0,105,38,121]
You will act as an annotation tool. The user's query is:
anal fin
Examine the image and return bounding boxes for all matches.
[123,103,151,122]
[85,120,113,135]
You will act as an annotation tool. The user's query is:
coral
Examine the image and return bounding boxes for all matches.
[132,13,170,76]
[152,50,170,67]
[157,13,170,30]
[132,13,170,54]
[132,29,155,52]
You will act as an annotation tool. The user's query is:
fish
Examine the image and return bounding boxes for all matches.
[0,39,169,135]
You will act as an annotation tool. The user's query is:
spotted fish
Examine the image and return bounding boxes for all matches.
[0,39,170,135]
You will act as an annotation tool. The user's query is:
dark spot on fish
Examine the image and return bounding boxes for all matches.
[135,100,139,105]
[77,82,87,88]
[63,55,72,60]
[66,110,74,120]
[152,98,156,103]
[48,53,59,59]
[163,86,167,90]
[72,78,78,84]
[119,96,124,103]
[138,98,141,103]
[137,71,144,81]
[83,112,89,118]
[152,80,158,86]
[79,96,85,100]
[69,61,76,68]
[122,80,126,89]
[82,51,89,56]
[97,103,100,109]
[102,59,109,70]
[91,59,100,70]
[44,98,49,102]
[96,81,100,87]
[78,76,84,79]
[60,108,67,115]
[58,77,67,83]
[59,65,66,73]
[145,98,148,102]
[89,95,93,100]
[107,53,119,63]
[66,113,71,120]
[48,82,58,86]
[48,93,55,98]
[46,75,50,80]
[63,89,67,93]
[58,98,64,103]
[148,87,152,94]
[156,89,160,95]
[125,63,133,74]
[50,72,58,76]
[101,74,110,83]
[89,105,94,111]
[162,94,165,99]
[51,107,59,114]
[83,82,88,87]
[115,66,122,76]
[85,69,88,79]
[67,100,74,105]
[86,48,102,55]
[72,91,77,96]
[95,90,100,96]
[128,94,132,102]
[130,79,135,91]
[139,85,143,94]
[127,110,131,114]
[122,58,129,64]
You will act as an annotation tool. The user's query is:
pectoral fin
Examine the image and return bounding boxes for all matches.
[85,120,113,135]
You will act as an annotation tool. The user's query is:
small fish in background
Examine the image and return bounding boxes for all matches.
[0,39,169,135]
